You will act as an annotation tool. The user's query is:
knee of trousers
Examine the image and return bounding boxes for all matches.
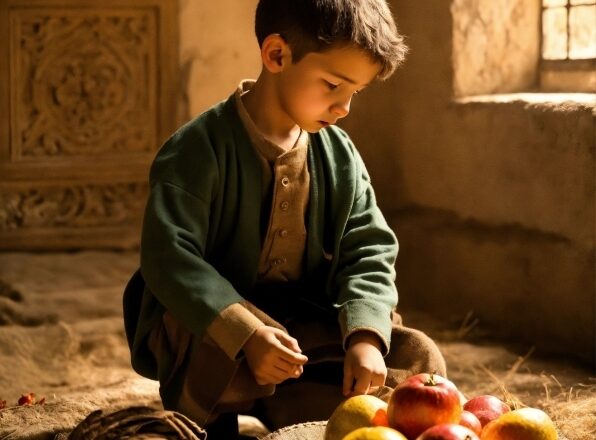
[385,325,447,387]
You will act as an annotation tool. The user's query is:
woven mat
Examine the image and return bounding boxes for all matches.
[262,421,326,440]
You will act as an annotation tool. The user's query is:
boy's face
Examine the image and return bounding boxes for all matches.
[275,44,381,133]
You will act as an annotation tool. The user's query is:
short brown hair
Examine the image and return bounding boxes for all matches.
[255,0,408,80]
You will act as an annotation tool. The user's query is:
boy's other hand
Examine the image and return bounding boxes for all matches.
[243,326,309,386]
[343,331,387,397]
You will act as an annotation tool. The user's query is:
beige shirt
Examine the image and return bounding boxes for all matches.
[206,80,311,359]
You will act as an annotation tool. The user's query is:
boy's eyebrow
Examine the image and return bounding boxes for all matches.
[328,70,371,88]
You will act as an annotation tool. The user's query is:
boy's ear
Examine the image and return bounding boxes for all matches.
[261,34,292,73]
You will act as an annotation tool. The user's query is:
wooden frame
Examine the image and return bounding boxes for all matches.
[539,0,596,91]
[0,0,179,249]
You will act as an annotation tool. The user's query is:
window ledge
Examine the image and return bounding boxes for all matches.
[454,93,596,112]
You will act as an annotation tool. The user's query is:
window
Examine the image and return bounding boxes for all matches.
[541,0,596,91]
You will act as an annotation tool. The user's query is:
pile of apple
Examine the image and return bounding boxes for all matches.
[326,372,559,440]
[387,373,509,439]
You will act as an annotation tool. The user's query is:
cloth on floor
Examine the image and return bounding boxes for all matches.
[261,421,327,440]
[67,406,206,440]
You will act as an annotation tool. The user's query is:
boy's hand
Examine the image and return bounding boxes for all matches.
[343,331,387,397]
[243,326,309,385]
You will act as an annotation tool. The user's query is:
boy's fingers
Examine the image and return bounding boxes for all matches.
[270,366,292,383]
[273,364,302,381]
[258,363,291,384]
[352,369,372,396]
[372,371,386,389]
[277,357,305,374]
[273,358,298,376]
[343,365,354,396]
[274,330,303,353]
[273,338,309,364]
[277,345,309,364]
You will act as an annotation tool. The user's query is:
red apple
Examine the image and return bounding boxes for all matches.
[416,423,479,440]
[388,373,462,440]
[458,410,481,435]
[462,395,510,427]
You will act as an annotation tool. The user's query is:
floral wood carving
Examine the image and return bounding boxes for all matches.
[12,9,157,159]
[0,183,148,229]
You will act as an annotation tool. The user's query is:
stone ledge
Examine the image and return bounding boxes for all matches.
[453,92,596,112]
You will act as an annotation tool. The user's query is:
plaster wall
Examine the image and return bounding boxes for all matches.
[178,0,260,119]
[451,0,541,96]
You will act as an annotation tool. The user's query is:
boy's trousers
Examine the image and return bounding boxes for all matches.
[146,286,447,431]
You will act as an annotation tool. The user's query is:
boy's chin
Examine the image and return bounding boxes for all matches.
[304,127,323,134]
[301,121,330,133]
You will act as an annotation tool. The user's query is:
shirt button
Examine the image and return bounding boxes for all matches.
[280,201,289,211]
[279,229,288,237]
[272,257,286,266]
[281,176,290,186]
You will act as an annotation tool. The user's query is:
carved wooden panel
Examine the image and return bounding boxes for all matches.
[0,0,178,250]
[0,181,149,248]
[14,11,156,159]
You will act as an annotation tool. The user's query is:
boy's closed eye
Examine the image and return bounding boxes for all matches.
[323,79,364,96]
[324,79,339,90]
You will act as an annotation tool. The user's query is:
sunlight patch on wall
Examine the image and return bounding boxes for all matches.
[451,0,542,97]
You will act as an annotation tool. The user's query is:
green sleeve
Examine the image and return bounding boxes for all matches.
[140,128,243,340]
[334,146,398,356]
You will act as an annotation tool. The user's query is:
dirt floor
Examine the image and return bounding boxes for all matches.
[0,251,594,439]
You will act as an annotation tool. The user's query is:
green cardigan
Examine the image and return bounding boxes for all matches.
[123,93,398,379]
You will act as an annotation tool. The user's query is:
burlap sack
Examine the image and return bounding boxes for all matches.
[262,421,327,440]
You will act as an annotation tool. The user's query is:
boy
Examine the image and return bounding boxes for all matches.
[123,0,446,438]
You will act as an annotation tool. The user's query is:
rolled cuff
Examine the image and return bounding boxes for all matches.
[206,303,265,360]
[339,304,392,356]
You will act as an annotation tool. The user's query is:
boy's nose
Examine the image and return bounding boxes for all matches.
[331,97,351,118]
